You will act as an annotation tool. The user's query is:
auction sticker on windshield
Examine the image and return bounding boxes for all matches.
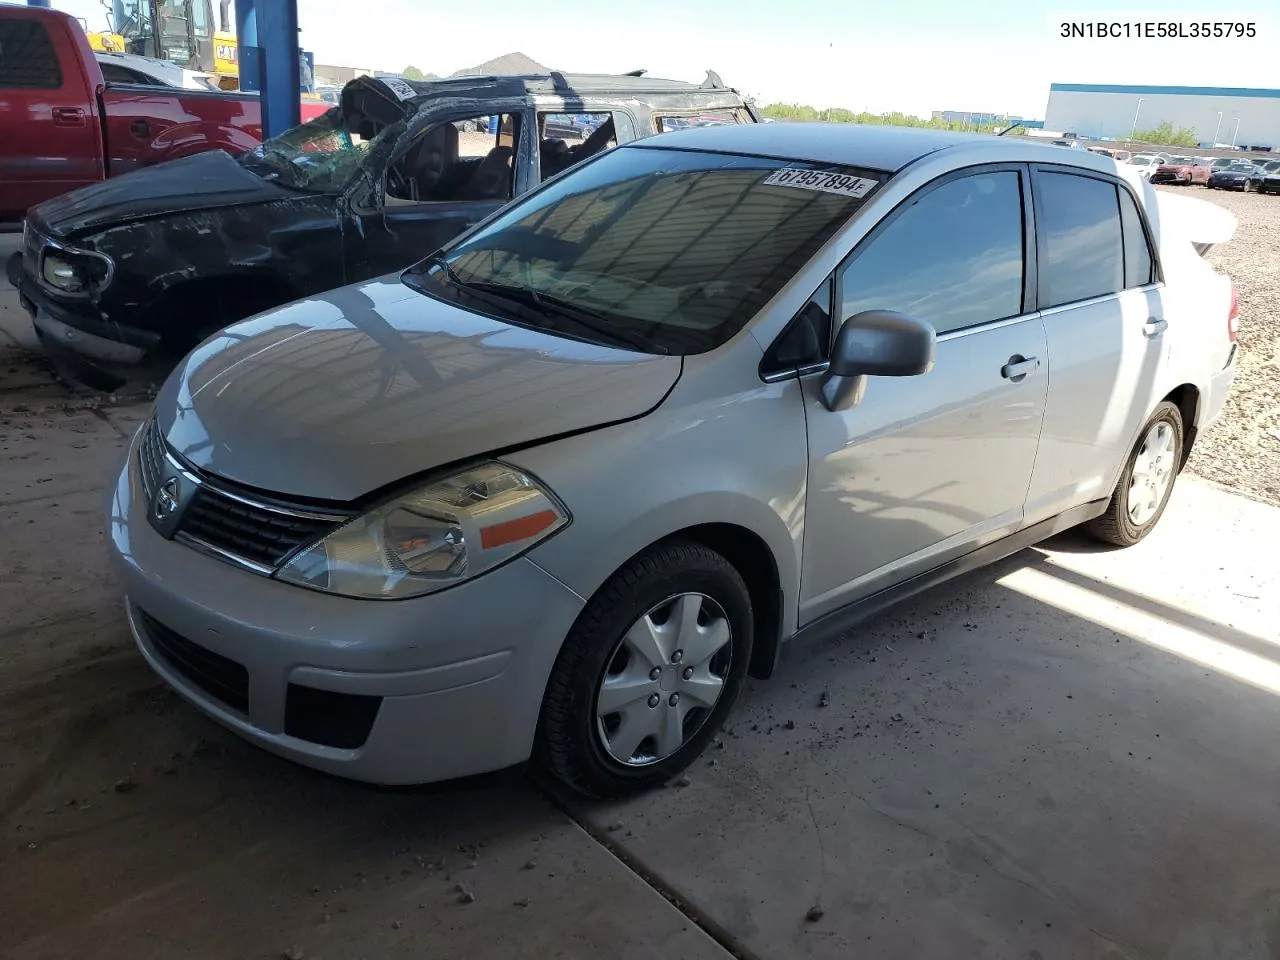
[763,168,879,198]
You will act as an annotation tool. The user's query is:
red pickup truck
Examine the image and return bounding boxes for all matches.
[0,5,326,226]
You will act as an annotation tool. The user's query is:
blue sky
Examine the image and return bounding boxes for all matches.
[58,0,1277,118]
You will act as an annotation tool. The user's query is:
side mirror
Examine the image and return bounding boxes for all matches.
[820,310,936,412]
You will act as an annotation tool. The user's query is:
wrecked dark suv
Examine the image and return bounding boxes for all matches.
[7,71,755,388]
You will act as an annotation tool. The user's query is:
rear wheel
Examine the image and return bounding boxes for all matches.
[1087,402,1183,547]
[535,540,753,799]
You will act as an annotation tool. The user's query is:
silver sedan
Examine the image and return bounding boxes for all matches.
[108,124,1238,797]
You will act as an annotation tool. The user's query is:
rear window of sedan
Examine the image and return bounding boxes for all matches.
[407,147,887,355]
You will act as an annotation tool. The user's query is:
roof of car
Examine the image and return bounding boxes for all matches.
[626,122,1085,173]
[392,71,743,102]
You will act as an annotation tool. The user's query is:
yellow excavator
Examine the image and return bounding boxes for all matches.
[84,1,240,89]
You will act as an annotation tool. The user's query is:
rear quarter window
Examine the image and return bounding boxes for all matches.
[1036,171,1124,308]
[0,19,63,90]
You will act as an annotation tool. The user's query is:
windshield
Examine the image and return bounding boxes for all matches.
[239,109,384,193]
[404,147,885,355]
[1132,157,1154,165]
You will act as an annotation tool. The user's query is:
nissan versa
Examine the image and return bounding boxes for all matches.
[107,125,1239,798]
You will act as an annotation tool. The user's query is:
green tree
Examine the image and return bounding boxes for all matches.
[402,65,426,80]
[1132,121,1199,147]
[758,102,1009,133]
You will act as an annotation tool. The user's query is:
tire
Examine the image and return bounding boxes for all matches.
[535,539,753,799]
[1086,401,1184,548]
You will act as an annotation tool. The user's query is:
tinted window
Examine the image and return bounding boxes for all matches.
[406,149,882,355]
[1037,172,1123,307]
[0,20,63,89]
[838,171,1024,335]
[1118,188,1154,288]
[764,280,832,372]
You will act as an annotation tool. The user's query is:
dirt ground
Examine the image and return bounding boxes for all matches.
[1176,185,1280,503]
[1,184,1279,959]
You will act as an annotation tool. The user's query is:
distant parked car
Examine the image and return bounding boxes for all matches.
[1207,162,1258,190]
[1127,155,1160,179]
[1111,149,1132,163]
[1251,159,1280,194]
[1152,157,1213,185]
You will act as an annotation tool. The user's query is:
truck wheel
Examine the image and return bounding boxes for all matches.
[535,540,753,799]
[1087,402,1184,548]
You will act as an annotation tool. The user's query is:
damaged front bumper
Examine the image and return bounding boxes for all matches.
[7,251,160,390]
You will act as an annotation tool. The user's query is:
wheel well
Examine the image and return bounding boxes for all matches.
[656,523,783,681]
[152,275,300,353]
[1162,384,1200,468]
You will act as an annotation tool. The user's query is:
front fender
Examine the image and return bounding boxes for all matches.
[509,361,808,648]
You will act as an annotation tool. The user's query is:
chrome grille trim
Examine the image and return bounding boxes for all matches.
[137,417,351,574]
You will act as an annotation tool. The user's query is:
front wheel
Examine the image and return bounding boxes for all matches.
[1087,401,1184,547]
[535,540,753,799]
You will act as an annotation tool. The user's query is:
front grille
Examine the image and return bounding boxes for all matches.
[285,684,382,749]
[136,417,347,571]
[181,487,340,569]
[138,418,165,497]
[139,609,250,714]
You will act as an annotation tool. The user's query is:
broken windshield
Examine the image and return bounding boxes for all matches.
[238,109,386,193]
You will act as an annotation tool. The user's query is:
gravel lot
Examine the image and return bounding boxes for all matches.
[1172,185,1280,504]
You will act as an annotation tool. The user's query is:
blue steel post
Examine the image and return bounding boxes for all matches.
[26,0,52,6]
[258,0,301,138]
[234,0,260,93]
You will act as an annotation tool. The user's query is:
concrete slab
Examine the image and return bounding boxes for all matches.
[0,401,733,960]
[583,478,1280,960]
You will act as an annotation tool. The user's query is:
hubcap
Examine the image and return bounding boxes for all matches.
[1127,420,1176,526]
[595,593,732,766]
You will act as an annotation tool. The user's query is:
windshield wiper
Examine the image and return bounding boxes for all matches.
[429,258,667,355]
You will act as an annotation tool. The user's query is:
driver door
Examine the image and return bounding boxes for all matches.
[345,106,535,283]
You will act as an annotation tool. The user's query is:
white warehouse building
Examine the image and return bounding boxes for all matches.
[1045,83,1280,149]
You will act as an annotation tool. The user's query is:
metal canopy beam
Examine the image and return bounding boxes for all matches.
[234,0,301,138]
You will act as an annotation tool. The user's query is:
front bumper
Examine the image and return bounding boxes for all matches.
[1209,180,1249,190]
[107,427,586,784]
[7,251,159,389]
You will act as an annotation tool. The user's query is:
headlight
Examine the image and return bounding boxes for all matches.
[40,248,113,294]
[276,462,569,599]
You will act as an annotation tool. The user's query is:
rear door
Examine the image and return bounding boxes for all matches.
[0,12,104,222]
[1023,167,1166,524]
[799,166,1048,622]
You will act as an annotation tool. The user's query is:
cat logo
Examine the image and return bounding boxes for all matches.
[215,43,238,62]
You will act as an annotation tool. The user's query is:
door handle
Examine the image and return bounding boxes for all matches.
[1001,355,1040,382]
[1142,317,1168,338]
[52,106,85,126]
[130,118,151,139]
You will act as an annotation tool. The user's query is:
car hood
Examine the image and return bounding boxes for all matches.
[30,151,292,238]
[156,277,682,501]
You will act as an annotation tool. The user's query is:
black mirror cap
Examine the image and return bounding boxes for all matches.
[830,310,936,378]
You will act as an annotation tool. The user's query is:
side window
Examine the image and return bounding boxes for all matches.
[190,0,211,38]
[386,112,520,204]
[0,19,63,89]
[763,279,833,373]
[1118,188,1155,288]
[537,111,623,181]
[1036,172,1124,308]
[838,171,1024,335]
[99,63,158,85]
[654,110,746,133]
